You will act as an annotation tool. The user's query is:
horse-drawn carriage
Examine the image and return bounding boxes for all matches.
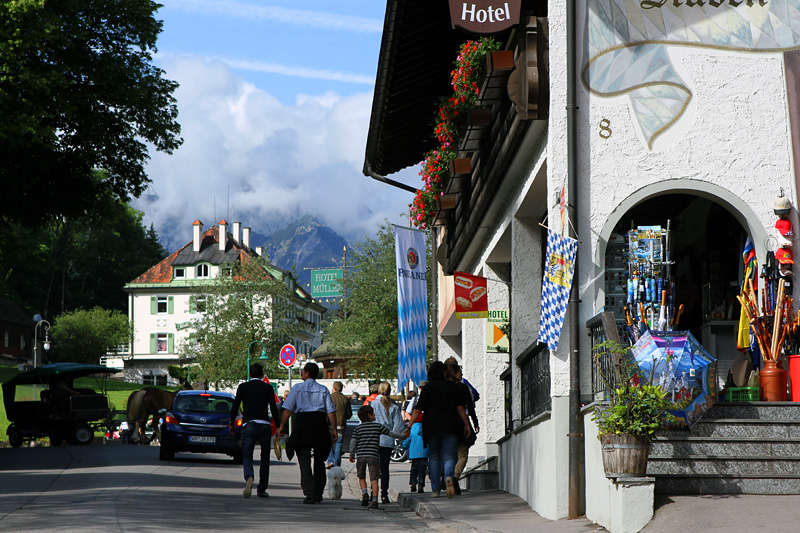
[2,363,118,447]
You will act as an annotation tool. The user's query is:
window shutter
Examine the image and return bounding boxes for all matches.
[150,333,156,354]
[189,295,196,313]
[168,333,174,353]
[168,296,174,314]
[150,296,157,315]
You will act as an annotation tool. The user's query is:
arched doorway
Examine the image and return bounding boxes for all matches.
[603,193,749,373]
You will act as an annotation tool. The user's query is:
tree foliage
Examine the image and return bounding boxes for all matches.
[0,192,168,318]
[0,0,182,225]
[325,222,432,381]
[49,307,131,365]
[178,256,308,388]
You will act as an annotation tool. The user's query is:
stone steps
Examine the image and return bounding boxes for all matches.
[647,402,800,495]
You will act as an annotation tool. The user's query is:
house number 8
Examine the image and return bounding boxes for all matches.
[599,119,612,139]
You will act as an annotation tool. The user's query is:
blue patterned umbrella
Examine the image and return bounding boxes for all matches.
[629,330,717,428]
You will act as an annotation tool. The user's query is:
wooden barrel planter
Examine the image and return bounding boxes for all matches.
[600,434,649,478]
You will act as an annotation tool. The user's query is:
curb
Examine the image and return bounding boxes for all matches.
[392,488,443,519]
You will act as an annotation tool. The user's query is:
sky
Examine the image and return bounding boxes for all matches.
[133,0,420,250]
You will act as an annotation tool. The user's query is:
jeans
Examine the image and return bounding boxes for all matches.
[326,431,344,466]
[409,458,428,486]
[379,446,392,498]
[241,422,272,493]
[426,433,458,493]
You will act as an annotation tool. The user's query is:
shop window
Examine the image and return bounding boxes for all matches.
[518,342,550,420]
[156,374,167,386]
[143,374,155,386]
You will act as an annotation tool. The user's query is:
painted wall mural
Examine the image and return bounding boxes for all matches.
[582,1,800,149]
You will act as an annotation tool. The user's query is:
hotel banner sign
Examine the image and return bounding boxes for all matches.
[311,268,343,298]
[449,0,520,34]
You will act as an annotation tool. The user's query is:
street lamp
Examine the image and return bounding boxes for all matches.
[34,319,51,369]
[247,340,268,380]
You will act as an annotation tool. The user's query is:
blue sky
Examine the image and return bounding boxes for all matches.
[134,0,418,250]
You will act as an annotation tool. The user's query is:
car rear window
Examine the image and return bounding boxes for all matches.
[174,396,233,414]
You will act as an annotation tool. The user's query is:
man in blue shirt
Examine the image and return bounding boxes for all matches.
[278,362,337,504]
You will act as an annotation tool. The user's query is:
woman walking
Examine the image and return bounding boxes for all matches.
[408,361,471,499]
[370,381,404,503]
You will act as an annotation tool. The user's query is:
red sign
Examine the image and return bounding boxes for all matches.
[454,271,488,319]
[279,344,296,368]
[449,1,521,35]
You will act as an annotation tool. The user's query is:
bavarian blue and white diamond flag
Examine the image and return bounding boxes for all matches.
[395,226,428,389]
[538,230,578,351]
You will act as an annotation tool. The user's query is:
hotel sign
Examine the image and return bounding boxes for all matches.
[449,0,521,34]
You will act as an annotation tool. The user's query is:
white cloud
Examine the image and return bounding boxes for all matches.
[135,55,416,250]
[166,0,383,34]
[218,57,374,85]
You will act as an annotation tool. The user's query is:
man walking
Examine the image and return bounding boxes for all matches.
[230,363,281,499]
[326,381,351,468]
[278,362,337,504]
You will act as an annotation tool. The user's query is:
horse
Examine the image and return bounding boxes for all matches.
[126,383,192,444]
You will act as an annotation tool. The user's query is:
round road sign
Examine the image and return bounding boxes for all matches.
[279,344,297,368]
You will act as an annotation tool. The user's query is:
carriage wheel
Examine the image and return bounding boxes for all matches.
[70,422,94,445]
[7,425,23,448]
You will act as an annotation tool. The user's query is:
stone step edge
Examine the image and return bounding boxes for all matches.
[652,436,800,442]
[693,419,800,425]
[649,473,800,479]
[715,401,800,406]
[649,455,800,461]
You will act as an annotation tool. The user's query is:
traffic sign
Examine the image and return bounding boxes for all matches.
[279,344,297,368]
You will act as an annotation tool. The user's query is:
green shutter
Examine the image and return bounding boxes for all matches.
[168,296,174,314]
[150,333,156,354]
[168,333,174,353]
[189,295,196,313]
[150,296,157,315]
[189,332,196,345]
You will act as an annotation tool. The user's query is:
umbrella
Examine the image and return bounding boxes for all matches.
[629,330,717,428]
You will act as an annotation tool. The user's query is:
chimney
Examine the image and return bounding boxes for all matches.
[192,219,203,252]
[255,246,263,256]
[243,227,251,248]
[218,219,227,251]
[232,221,241,244]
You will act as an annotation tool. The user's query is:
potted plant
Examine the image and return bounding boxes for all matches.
[592,340,675,478]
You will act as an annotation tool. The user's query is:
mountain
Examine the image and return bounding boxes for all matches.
[256,215,349,295]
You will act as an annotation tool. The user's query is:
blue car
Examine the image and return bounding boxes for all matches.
[159,390,243,463]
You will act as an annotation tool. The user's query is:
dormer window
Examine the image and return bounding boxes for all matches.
[197,264,209,278]
[174,268,185,279]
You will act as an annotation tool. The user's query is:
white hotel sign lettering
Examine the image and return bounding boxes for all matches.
[449,0,521,34]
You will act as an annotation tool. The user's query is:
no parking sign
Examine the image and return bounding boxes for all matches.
[279,344,296,368]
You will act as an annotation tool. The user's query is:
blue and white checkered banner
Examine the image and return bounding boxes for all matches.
[538,230,578,351]
[395,226,428,390]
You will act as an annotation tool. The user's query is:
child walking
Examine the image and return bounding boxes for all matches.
[404,415,428,493]
[349,405,408,509]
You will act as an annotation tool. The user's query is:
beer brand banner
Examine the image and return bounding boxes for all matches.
[538,230,578,351]
[582,1,800,149]
[394,226,428,390]
[454,271,489,319]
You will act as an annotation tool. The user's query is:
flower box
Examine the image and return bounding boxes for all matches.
[449,158,471,178]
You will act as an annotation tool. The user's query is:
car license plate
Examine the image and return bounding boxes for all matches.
[190,436,216,444]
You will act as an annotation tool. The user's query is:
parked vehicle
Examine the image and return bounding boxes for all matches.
[2,363,117,447]
[159,390,243,463]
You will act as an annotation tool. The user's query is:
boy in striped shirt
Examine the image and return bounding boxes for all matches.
[349,405,409,508]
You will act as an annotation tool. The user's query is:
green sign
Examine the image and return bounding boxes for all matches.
[311,268,343,298]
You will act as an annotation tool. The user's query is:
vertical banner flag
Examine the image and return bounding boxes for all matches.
[395,226,428,390]
[454,271,488,319]
[538,229,578,351]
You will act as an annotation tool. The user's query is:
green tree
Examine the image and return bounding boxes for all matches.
[0,0,182,226]
[179,256,307,388]
[0,194,167,318]
[49,307,131,365]
[325,222,432,381]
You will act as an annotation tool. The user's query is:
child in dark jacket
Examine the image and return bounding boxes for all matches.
[402,415,428,493]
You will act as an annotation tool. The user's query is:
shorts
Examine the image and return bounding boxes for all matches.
[356,457,380,481]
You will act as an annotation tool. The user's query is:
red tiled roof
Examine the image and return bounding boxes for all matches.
[129,246,183,284]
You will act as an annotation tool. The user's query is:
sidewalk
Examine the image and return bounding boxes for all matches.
[343,461,604,532]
